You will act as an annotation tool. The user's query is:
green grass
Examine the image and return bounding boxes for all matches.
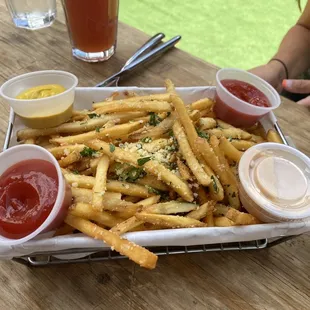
[120,0,301,69]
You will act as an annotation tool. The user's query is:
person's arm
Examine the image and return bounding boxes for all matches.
[250,1,310,90]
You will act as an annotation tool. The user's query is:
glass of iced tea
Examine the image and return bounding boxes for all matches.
[62,0,119,62]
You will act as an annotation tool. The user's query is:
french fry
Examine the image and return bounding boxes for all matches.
[107,180,153,198]
[63,172,95,189]
[69,203,123,228]
[225,208,261,225]
[219,137,243,163]
[209,136,240,209]
[63,172,153,197]
[92,93,171,108]
[189,110,201,122]
[214,204,260,225]
[16,112,146,141]
[92,155,109,210]
[170,94,222,200]
[123,196,141,203]
[251,134,265,143]
[144,201,198,214]
[72,187,121,202]
[196,186,214,226]
[177,157,192,181]
[129,113,175,141]
[200,110,216,118]
[85,139,194,202]
[24,138,36,144]
[110,216,144,235]
[186,201,215,220]
[173,121,211,186]
[65,214,158,269]
[94,100,172,114]
[137,175,169,192]
[165,79,177,95]
[142,138,170,153]
[214,216,235,227]
[79,168,93,176]
[207,128,252,140]
[137,195,161,207]
[90,157,101,173]
[199,117,217,130]
[266,129,284,144]
[216,119,233,129]
[51,121,145,145]
[189,98,214,112]
[49,144,85,159]
[231,140,255,151]
[58,150,82,168]
[135,213,205,228]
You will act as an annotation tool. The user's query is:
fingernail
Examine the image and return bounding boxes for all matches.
[282,79,292,89]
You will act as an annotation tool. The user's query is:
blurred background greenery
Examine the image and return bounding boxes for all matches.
[120,0,301,69]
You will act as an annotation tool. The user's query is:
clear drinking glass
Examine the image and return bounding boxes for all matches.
[62,0,119,62]
[5,0,57,30]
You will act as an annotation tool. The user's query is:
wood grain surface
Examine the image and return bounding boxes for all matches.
[0,2,309,310]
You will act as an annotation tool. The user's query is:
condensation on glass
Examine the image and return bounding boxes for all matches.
[5,0,57,30]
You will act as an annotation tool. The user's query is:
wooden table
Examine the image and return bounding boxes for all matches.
[0,2,309,310]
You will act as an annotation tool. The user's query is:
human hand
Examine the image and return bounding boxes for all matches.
[282,79,310,106]
[249,61,287,92]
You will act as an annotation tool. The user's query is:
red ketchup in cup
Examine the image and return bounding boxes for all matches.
[215,69,280,127]
[0,160,59,239]
[0,145,72,246]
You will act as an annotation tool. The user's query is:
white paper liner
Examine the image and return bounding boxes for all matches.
[1,86,309,259]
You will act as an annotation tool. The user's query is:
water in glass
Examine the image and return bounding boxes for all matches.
[5,0,57,30]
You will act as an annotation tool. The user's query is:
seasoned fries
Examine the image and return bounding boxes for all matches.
[266,129,284,144]
[135,213,205,228]
[173,121,211,186]
[92,155,109,210]
[65,214,157,269]
[51,121,145,145]
[85,139,194,202]
[16,80,271,269]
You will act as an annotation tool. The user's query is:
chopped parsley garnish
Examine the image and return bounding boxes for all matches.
[80,147,97,157]
[228,136,233,142]
[149,112,162,126]
[137,157,151,166]
[146,186,162,195]
[88,113,100,119]
[126,167,145,182]
[141,137,152,143]
[109,143,116,153]
[72,170,80,175]
[168,129,174,137]
[95,127,100,132]
[211,175,218,193]
[196,129,210,140]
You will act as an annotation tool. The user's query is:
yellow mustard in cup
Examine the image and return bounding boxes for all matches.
[17,84,66,100]
[15,84,72,128]
[0,70,78,129]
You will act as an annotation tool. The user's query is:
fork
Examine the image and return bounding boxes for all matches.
[96,34,181,87]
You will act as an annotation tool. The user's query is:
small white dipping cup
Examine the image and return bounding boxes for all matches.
[239,143,310,223]
[0,70,78,128]
[0,145,72,246]
[215,68,281,127]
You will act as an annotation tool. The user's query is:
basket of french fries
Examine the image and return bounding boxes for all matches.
[0,73,309,270]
